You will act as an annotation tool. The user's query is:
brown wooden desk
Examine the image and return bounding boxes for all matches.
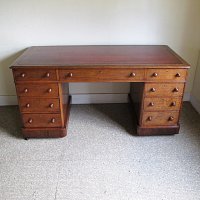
[10,45,190,138]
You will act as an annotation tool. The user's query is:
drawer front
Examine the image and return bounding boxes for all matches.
[59,69,145,82]
[141,111,179,126]
[144,83,184,97]
[19,97,60,113]
[143,97,182,111]
[22,114,62,128]
[146,69,187,82]
[16,83,59,97]
[13,69,57,81]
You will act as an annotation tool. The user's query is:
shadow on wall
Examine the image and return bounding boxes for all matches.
[0,49,27,95]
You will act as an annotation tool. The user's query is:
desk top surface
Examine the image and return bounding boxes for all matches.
[11,45,189,68]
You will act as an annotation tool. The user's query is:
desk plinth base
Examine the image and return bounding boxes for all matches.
[137,125,180,136]
[22,127,67,139]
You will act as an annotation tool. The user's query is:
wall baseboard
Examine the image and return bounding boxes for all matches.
[183,92,190,101]
[0,92,191,106]
[71,94,129,104]
[190,95,200,114]
[0,96,18,105]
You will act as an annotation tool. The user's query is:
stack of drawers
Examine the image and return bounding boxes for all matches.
[13,69,68,138]
[131,68,187,135]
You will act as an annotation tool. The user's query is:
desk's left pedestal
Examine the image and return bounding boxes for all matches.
[12,68,70,139]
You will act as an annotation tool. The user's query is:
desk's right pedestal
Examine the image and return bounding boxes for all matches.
[130,82,185,136]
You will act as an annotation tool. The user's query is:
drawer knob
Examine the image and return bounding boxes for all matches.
[173,87,179,92]
[66,73,73,78]
[152,73,158,77]
[171,102,176,106]
[149,102,154,107]
[150,88,156,92]
[48,88,52,93]
[49,103,54,108]
[28,119,33,124]
[46,73,50,77]
[51,118,56,123]
[24,88,28,93]
[21,73,26,78]
[26,103,30,108]
[176,73,181,77]
[130,72,136,77]
[168,116,174,121]
[147,116,153,121]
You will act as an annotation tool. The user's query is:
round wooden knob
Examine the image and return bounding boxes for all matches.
[21,73,26,78]
[150,88,156,92]
[130,72,136,77]
[147,116,153,121]
[152,72,158,77]
[176,73,181,77]
[51,118,55,123]
[49,103,54,108]
[149,102,154,107]
[26,103,30,108]
[48,88,52,93]
[46,72,50,77]
[24,88,28,93]
[173,87,179,92]
[171,102,176,106]
[168,116,174,121]
[28,119,33,124]
[65,73,73,78]
[68,73,73,77]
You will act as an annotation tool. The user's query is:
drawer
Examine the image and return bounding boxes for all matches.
[19,97,60,113]
[146,69,187,82]
[141,111,179,126]
[59,68,145,82]
[144,83,185,97]
[143,97,182,111]
[22,114,62,128]
[16,83,59,97]
[13,69,57,81]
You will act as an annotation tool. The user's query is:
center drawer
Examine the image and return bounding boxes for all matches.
[19,97,60,113]
[59,68,145,82]
[16,83,59,97]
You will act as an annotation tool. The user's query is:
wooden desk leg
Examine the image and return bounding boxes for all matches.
[130,83,181,136]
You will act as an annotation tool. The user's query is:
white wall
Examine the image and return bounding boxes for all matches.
[0,0,200,104]
[189,4,200,113]
[191,51,200,113]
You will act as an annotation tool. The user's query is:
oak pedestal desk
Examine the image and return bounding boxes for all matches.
[10,45,190,138]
